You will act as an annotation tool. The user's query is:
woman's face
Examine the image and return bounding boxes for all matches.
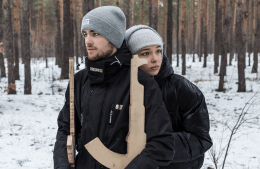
[135,45,162,76]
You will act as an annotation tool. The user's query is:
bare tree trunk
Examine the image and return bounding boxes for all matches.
[199,0,204,62]
[61,0,73,79]
[229,0,235,65]
[167,0,173,64]
[132,0,135,27]
[141,0,144,24]
[195,0,201,56]
[181,0,186,75]
[4,0,16,94]
[74,0,79,69]
[162,0,167,53]
[109,0,113,5]
[217,0,231,91]
[124,0,130,29]
[21,0,31,94]
[251,0,260,73]
[55,0,62,67]
[214,0,219,73]
[176,0,180,66]
[236,1,246,92]
[82,0,94,58]
[13,0,20,80]
[41,0,48,68]
[116,0,119,6]
[0,0,6,78]
[149,0,158,31]
[242,0,248,69]
[248,0,253,58]
[203,0,208,67]
[192,0,195,62]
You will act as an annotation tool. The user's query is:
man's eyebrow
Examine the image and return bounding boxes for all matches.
[156,45,161,48]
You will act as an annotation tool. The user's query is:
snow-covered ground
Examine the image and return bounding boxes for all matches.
[0,54,259,169]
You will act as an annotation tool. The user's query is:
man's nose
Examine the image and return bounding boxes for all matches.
[85,36,93,46]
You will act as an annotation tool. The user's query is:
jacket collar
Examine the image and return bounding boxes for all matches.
[86,41,132,84]
[154,54,174,85]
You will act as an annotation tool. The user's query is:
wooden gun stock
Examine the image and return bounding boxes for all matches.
[85,55,147,168]
[67,57,75,169]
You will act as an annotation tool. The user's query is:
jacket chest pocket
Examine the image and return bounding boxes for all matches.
[108,103,123,126]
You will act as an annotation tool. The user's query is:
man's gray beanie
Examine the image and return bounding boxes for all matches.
[125,25,163,54]
[81,6,126,49]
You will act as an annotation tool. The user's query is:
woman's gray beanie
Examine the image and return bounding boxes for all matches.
[125,25,163,54]
[81,6,126,49]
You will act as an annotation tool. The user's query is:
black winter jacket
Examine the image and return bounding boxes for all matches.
[53,43,175,169]
[155,55,212,169]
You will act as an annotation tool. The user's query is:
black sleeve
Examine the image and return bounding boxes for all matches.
[53,84,71,169]
[126,77,175,169]
[172,79,212,163]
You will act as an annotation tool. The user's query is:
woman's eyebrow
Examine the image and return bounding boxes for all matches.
[140,48,150,52]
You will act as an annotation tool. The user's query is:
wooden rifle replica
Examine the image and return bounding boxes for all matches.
[85,55,148,168]
[67,57,75,169]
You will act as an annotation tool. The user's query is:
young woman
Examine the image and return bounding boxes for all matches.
[125,25,212,169]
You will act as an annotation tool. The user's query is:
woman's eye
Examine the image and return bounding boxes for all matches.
[141,52,149,56]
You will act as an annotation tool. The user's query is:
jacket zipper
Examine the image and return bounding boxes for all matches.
[95,85,109,169]
[109,110,113,124]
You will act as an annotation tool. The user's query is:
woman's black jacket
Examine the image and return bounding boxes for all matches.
[53,43,175,169]
[155,55,212,169]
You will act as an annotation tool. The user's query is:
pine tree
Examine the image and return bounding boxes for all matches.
[55,0,62,67]
[181,0,186,75]
[3,0,16,94]
[61,0,73,79]
[149,0,158,31]
[202,0,208,67]
[124,0,130,29]
[236,0,246,92]
[21,0,31,94]
[251,0,260,73]
[13,0,20,80]
[0,0,6,78]
[167,0,173,64]
[176,0,180,66]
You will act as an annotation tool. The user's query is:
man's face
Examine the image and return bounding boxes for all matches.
[83,29,117,61]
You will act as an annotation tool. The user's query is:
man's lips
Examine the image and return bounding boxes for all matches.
[87,48,95,51]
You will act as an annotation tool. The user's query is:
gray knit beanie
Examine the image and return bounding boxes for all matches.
[81,6,126,49]
[125,25,163,54]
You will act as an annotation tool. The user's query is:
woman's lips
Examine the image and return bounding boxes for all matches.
[151,66,159,70]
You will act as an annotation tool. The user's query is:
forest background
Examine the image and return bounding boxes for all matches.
[0,0,259,93]
[0,0,260,168]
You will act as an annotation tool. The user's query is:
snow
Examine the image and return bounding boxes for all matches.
[0,54,260,169]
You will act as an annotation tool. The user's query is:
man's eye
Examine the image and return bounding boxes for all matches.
[83,33,87,37]
[157,50,162,54]
[93,33,99,36]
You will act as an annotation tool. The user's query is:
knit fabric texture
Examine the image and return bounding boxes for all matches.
[81,6,126,49]
[125,25,163,54]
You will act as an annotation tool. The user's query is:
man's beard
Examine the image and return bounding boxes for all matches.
[87,42,114,61]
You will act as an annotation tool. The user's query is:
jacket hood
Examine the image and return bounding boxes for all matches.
[154,54,174,85]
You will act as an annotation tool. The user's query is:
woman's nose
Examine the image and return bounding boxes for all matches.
[151,53,160,63]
